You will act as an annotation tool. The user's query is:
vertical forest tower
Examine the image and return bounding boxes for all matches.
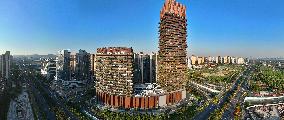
[158,0,188,92]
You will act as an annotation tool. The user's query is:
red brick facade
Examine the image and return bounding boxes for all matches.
[96,91,184,109]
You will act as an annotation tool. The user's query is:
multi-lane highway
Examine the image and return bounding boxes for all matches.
[193,67,251,120]
[29,80,56,120]
[34,77,78,120]
[20,62,78,120]
[222,75,249,119]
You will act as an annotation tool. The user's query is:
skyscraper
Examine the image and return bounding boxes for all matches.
[90,54,96,78]
[150,52,157,83]
[0,51,12,92]
[0,51,12,79]
[70,53,76,79]
[158,0,188,91]
[56,50,71,81]
[75,49,91,81]
[133,52,151,84]
[133,53,143,84]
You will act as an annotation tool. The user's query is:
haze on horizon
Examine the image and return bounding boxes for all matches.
[0,0,283,58]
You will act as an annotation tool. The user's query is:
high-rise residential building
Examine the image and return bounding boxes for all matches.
[0,51,12,92]
[201,57,205,64]
[158,0,187,91]
[224,56,228,64]
[47,59,56,80]
[133,53,141,84]
[231,57,237,64]
[0,51,12,79]
[221,57,224,64]
[208,56,213,63]
[191,55,198,65]
[96,47,134,96]
[158,1,187,91]
[41,59,56,80]
[134,53,144,83]
[142,54,151,83]
[70,53,76,79]
[216,56,221,64]
[237,57,245,64]
[134,52,151,84]
[187,57,193,69]
[197,57,203,65]
[150,52,157,83]
[224,56,232,64]
[212,57,216,63]
[75,49,91,81]
[228,56,232,64]
[56,50,71,81]
[90,54,96,77]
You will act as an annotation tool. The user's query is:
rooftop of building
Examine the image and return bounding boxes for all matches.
[160,0,186,18]
[97,47,133,55]
[133,83,166,97]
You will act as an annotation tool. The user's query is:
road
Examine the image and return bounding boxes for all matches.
[29,81,56,120]
[193,79,240,119]
[35,79,78,120]
[193,69,248,120]
[22,66,78,120]
[222,70,251,120]
[221,81,245,119]
[18,60,97,120]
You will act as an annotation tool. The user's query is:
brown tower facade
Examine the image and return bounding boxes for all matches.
[95,47,134,96]
[158,0,188,91]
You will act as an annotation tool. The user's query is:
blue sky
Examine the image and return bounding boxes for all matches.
[0,0,283,57]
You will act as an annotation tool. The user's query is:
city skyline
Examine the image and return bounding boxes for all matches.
[0,0,284,57]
